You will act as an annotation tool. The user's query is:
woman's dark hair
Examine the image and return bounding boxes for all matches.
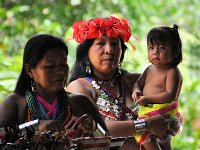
[69,37,127,83]
[14,34,68,96]
[147,24,182,66]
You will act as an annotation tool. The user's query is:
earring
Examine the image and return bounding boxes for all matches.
[31,79,36,92]
[118,63,122,74]
[86,65,91,75]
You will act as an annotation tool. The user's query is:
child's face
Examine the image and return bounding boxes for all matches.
[147,42,174,67]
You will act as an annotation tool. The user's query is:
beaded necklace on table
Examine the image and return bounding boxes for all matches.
[25,90,68,121]
[85,72,136,121]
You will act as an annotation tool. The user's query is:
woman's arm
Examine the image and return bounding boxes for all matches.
[66,73,179,139]
[66,78,96,103]
[123,71,141,90]
[68,93,109,132]
[105,120,134,137]
[106,114,173,139]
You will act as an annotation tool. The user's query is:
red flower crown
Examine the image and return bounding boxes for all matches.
[72,16,132,43]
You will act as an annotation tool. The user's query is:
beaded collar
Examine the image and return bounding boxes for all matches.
[25,90,68,121]
[36,95,57,117]
[85,72,136,121]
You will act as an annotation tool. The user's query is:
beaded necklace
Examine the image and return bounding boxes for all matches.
[25,90,68,121]
[36,95,57,117]
[85,72,136,121]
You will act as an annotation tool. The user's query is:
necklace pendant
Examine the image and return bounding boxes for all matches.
[126,113,132,120]
[115,100,118,104]
[98,80,103,85]
[119,98,123,104]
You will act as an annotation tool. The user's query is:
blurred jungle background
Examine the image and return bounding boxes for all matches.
[0,0,199,149]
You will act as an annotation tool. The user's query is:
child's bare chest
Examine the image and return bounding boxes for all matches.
[143,71,167,95]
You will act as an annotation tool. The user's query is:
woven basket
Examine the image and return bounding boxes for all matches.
[71,136,111,150]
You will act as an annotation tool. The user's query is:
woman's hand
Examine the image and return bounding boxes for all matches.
[145,114,178,139]
[38,120,65,132]
[169,115,183,135]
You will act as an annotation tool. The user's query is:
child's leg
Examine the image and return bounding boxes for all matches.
[142,139,161,150]
[159,139,172,150]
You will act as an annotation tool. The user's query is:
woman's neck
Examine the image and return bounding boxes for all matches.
[93,70,118,81]
[92,70,121,99]
[35,88,57,104]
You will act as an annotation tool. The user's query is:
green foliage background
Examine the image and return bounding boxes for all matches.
[0,0,199,149]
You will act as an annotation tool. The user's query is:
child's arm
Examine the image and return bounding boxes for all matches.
[136,67,182,105]
[132,67,148,102]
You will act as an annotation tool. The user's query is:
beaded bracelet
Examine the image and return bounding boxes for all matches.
[134,119,147,134]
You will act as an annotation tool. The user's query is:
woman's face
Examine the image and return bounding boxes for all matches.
[30,48,68,93]
[88,36,122,79]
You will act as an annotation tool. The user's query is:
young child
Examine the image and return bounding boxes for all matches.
[132,25,183,150]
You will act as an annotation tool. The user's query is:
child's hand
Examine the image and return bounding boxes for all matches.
[135,96,147,106]
[132,90,142,102]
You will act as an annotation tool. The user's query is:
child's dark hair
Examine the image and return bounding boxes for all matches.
[147,24,182,65]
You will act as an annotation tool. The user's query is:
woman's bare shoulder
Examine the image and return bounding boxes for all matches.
[0,93,26,113]
[0,93,24,126]
[122,70,141,85]
[66,78,89,93]
[2,93,22,105]
[67,78,96,99]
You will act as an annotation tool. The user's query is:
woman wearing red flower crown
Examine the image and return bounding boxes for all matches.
[67,16,180,149]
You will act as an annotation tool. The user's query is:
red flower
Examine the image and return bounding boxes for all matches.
[87,18,103,39]
[72,16,132,43]
[107,16,124,39]
[72,20,89,43]
[120,19,131,42]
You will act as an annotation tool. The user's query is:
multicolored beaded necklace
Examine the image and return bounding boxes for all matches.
[25,90,68,121]
[36,95,57,117]
[85,72,136,121]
